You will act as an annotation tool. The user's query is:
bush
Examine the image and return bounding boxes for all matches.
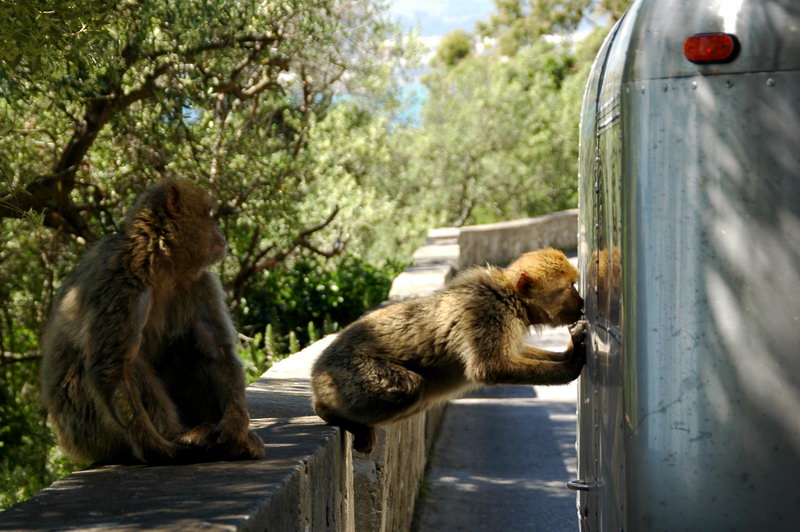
[236,255,408,381]
[0,360,84,509]
[0,255,407,507]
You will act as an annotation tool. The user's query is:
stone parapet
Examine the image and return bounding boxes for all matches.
[0,210,574,531]
[458,209,578,269]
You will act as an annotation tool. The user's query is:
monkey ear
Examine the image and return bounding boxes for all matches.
[166,183,184,218]
[515,272,537,298]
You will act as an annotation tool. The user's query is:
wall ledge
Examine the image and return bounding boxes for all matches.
[0,210,577,531]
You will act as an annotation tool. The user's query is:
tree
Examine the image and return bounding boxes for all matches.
[410,42,578,226]
[0,1,118,72]
[477,0,591,56]
[0,0,419,294]
[433,29,472,67]
[0,0,424,507]
[402,0,622,227]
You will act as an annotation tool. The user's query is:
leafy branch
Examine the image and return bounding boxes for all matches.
[230,205,346,302]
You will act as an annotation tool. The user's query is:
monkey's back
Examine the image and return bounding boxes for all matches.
[39,236,147,461]
[314,265,526,367]
[310,265,529,417]
[41,237,138,368]
[310,293,468,425]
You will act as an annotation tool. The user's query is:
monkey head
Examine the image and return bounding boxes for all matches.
[505,248,583,327]
[124,179,227,278]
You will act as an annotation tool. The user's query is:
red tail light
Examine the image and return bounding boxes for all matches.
[684,33,739,64]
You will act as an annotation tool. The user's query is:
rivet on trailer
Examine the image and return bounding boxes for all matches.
[568,1,800,531]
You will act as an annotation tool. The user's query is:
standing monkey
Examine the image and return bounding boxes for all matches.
[312,248,586,453]
[40,179,264,464]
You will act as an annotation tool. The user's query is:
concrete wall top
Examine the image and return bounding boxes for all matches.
[458,209,578,269]
[0,210,577,531]
[389,227,460,300]
[0,337,349,531]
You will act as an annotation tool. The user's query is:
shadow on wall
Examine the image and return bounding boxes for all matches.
[697,70,800,517]
[624,69,800,528]
[0,413,347,531]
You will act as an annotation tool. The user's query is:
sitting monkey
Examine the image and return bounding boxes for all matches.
[40,179,264,464]
[311,248,587,453]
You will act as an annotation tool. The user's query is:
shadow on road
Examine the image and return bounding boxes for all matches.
[412,384,578,531]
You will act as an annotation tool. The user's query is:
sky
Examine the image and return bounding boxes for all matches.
[388,0,495,35]
[387,0,496,58]
[384,0,498,122]
[384,0,598,122]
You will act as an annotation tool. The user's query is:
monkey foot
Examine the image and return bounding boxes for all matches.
[352,427,376,454]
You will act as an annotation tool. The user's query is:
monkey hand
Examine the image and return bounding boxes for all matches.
[207,428,265,461]
[135,438,208,465]
[567,319,588,369]
[174,423,264,462]
[177,423,216,446]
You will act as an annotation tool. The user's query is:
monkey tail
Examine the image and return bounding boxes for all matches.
[313,402,377,454]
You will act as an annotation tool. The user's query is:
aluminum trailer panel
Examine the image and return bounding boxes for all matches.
[576,1,800,530]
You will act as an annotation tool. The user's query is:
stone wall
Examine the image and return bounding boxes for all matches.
[0,210,575,531]
[0,338,354,532]
[458,209,578,269]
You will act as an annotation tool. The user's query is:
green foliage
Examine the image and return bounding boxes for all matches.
[0,0,627,509]
[236,322,286,383]
[434,30,472,67]
[405,45,575,225]
[601,0,631,21]
[404,2,615,227]
[0,360,84,509]
[0,0,423,509]
[0,0,118,75]
[417,476,433,501]
[477,0,592,56]
[238,256,407,358]
[234,255,405,384]
[287,332,301,357]
[307,321,320,344]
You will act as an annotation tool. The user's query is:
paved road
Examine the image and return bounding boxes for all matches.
[413,327,580,532]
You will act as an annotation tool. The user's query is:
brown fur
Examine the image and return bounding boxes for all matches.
[311,248,587,453]
[40,179,264,464]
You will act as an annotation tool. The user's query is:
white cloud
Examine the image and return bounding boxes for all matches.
[387,0,495,36]
[389,0,448,18]
[542,27,595,46]
[418,34,444,63]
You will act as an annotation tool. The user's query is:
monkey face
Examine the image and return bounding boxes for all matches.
[161,180,228,271]
[527,282,583,327]
[209,225,227,263]
[554,284,584,325]
[509,248,583,327]
[181,205,227,268]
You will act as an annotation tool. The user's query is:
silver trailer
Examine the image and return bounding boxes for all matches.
[573,1,800,530]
